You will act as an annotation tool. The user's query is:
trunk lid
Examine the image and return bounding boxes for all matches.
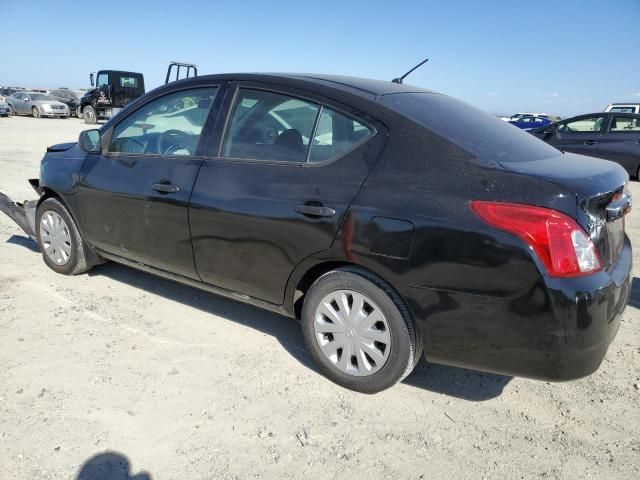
[499,152,630,270]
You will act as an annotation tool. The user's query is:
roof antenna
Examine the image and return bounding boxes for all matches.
[392,58,429,84]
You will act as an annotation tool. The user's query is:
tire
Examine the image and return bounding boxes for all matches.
[76,106,83,119]
[35,197,99,275]
[32,106,40,118]
[301,267,422,393]
[8,104,15,116]
[83,105,96,124]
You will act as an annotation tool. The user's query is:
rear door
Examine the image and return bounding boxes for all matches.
[189,83,387,304]
[596,115,640,176]
[76,82,223,279]
[547,114,607,157]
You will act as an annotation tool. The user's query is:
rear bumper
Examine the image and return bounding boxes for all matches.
[406,236,632,380]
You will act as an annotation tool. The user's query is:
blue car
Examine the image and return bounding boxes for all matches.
[509,115,553,131]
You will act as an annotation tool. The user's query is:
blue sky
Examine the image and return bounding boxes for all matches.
[1,0,638,116]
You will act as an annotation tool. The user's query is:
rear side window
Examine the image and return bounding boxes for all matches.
[610,116,640,132]
[380,93,560,163]
[557,116,605,133]
[308,108,373,163]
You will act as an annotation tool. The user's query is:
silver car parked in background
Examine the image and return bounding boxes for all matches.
[7,92,69,118]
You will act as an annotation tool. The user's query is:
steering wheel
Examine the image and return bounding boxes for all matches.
[156,129,191,155]
[115,137,145,154]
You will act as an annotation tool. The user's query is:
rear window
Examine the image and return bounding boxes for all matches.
[380,93,560,163]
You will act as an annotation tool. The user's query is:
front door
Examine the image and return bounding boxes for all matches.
[12,93,26,114]
[189,84,386,304]
[76,83,223,279]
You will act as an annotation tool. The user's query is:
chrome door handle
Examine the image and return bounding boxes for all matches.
[152,183,180,194]
[295,204,336,218]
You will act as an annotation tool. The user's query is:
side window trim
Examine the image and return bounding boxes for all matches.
[304,105,324,163]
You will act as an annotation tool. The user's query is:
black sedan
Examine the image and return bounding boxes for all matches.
[532,112,640,177]
[49,88,81,117]
[0,74,632,393]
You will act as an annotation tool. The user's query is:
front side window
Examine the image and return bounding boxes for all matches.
[308,108,373,163]
[108,87,218,156]
[97,73,109,87]
[223,89,319,162]
[557,116,605,134]
[610,116,640,132]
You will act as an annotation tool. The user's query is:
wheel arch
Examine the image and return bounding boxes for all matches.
[288,259,412,326]
[36,187,85,238]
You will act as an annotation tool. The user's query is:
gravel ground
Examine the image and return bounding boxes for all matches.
[0,115,639,480]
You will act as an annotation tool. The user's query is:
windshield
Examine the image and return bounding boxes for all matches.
[380,93,560,163]
[30,94,52,101]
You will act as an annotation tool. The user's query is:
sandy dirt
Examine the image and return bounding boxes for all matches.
[0,115,639,479]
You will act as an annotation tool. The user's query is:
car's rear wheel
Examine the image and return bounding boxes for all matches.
[301,267,421,393]
[83,105,96,124]
[32,106,40,119]
[36,198,98,275]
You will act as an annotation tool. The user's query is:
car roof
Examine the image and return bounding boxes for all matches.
[178,73,436,99]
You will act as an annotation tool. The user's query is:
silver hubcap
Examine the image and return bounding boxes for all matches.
[40,211,72,265]
[314,290,391,376]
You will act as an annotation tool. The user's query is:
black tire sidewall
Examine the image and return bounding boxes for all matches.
[36,198,81,275]
[301,269,416,394]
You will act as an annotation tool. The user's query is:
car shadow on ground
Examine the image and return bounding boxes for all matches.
[4,234,510,400]
[6,235,39,252]
[89,261,511,401]
[76,451,151,480]
[629,277,640,309]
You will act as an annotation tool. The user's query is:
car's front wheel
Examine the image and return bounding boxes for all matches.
[83,105,96,124]
[32,106,40,118]
[36,198,98,275]
[301,267,421,393]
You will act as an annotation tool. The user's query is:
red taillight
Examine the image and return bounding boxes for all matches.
[470,201,601,277]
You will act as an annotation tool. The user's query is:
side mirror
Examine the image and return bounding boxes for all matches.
[90,73,95,87]
[79,129,101,153]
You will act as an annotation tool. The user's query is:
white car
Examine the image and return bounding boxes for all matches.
[604,103,640,114]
